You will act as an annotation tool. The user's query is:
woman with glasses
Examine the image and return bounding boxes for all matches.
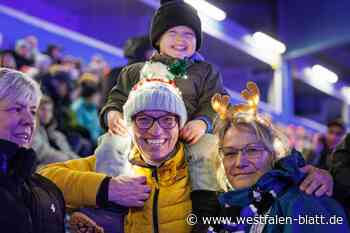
[39,72,338,233]
[39,78,201,233]
[209,83,349,233]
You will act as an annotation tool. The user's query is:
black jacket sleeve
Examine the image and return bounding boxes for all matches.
[99,63,142,129]
[195,64,227,125]
[191,190,221,233]
[96,176,128,213]
[329,134,350,212]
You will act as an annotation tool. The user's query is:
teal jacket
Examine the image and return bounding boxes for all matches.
[216,150,350,233]
[71,98,102,143]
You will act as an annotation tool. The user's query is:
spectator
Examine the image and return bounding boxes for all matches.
[42,67,93,155]
[71,77,103,145]
[25,35,41,62]
[62,55,81,81]
[86,54,110,80]
[329,133,350,217]
[209,85,349,233]
[35,54,52,74]
[307,119,346,169]
[45,44,63,64]
[14,39,34,69]
[32,95,79,167]
[0,68,65,233]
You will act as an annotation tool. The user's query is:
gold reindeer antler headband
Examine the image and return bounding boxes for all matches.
[212,82,291,159]
[211,81,260,121]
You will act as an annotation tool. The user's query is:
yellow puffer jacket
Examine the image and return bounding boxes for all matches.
[38,155,106,208]
[125,143,192,233]
[38,142,192,233]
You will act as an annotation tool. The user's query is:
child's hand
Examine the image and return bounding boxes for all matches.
[107,110,128,136]
[180,120,207,145]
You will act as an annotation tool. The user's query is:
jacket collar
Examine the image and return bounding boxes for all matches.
[0,139,20,157]
[150,52,205,66]
[0,139,20,174]
[129,143,186,186]
[0,139,37,178]
[129,142,183,168]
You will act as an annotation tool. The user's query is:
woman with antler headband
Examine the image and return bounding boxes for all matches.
[207,82,350,233]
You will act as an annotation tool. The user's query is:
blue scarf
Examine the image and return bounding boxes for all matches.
[213,150,306,233]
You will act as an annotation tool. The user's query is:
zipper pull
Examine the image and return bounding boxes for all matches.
[152,169,159,189]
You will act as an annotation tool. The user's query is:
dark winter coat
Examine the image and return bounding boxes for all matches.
[330,133,350,217]
[0,139,65,233]
[99,53,226,129]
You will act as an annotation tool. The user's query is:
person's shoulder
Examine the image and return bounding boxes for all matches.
[30,173,66,222]
[31,173,64,196]
[277,186,346,216]
[121,62,144,73]
[337,133,350,152]
[71,98,83,109]
[332,133,350,165]
[273,186,350,231]
[31,173,57,186]
[192,60,213,69]
[191,60,220,77]
[108,66,123,77]
[117,62,145,83]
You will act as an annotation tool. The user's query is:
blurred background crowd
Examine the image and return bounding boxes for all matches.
[0,33,345,171]
[0,0,349,174]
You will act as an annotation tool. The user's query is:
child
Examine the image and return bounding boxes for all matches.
[98,0,226,182]
[99,0,226,147]
[98,0,224,209]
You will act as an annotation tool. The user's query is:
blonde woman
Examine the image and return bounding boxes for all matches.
[209,82,349,233]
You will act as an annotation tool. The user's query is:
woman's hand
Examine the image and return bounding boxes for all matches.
[299,165,333,197]
[108,176,151,207]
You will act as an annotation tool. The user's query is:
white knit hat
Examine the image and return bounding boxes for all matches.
[123,62,187,128]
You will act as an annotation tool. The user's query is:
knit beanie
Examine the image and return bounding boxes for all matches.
[150,0,202,51]
[123,62,187,129]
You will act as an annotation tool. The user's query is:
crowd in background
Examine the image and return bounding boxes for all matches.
[0,33,346,170]
[0,34,110,162]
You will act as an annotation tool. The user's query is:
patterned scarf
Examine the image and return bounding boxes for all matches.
[210,150,306,233]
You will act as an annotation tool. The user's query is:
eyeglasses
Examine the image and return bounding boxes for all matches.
[133,114,179,130]
[219,143,267,159]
